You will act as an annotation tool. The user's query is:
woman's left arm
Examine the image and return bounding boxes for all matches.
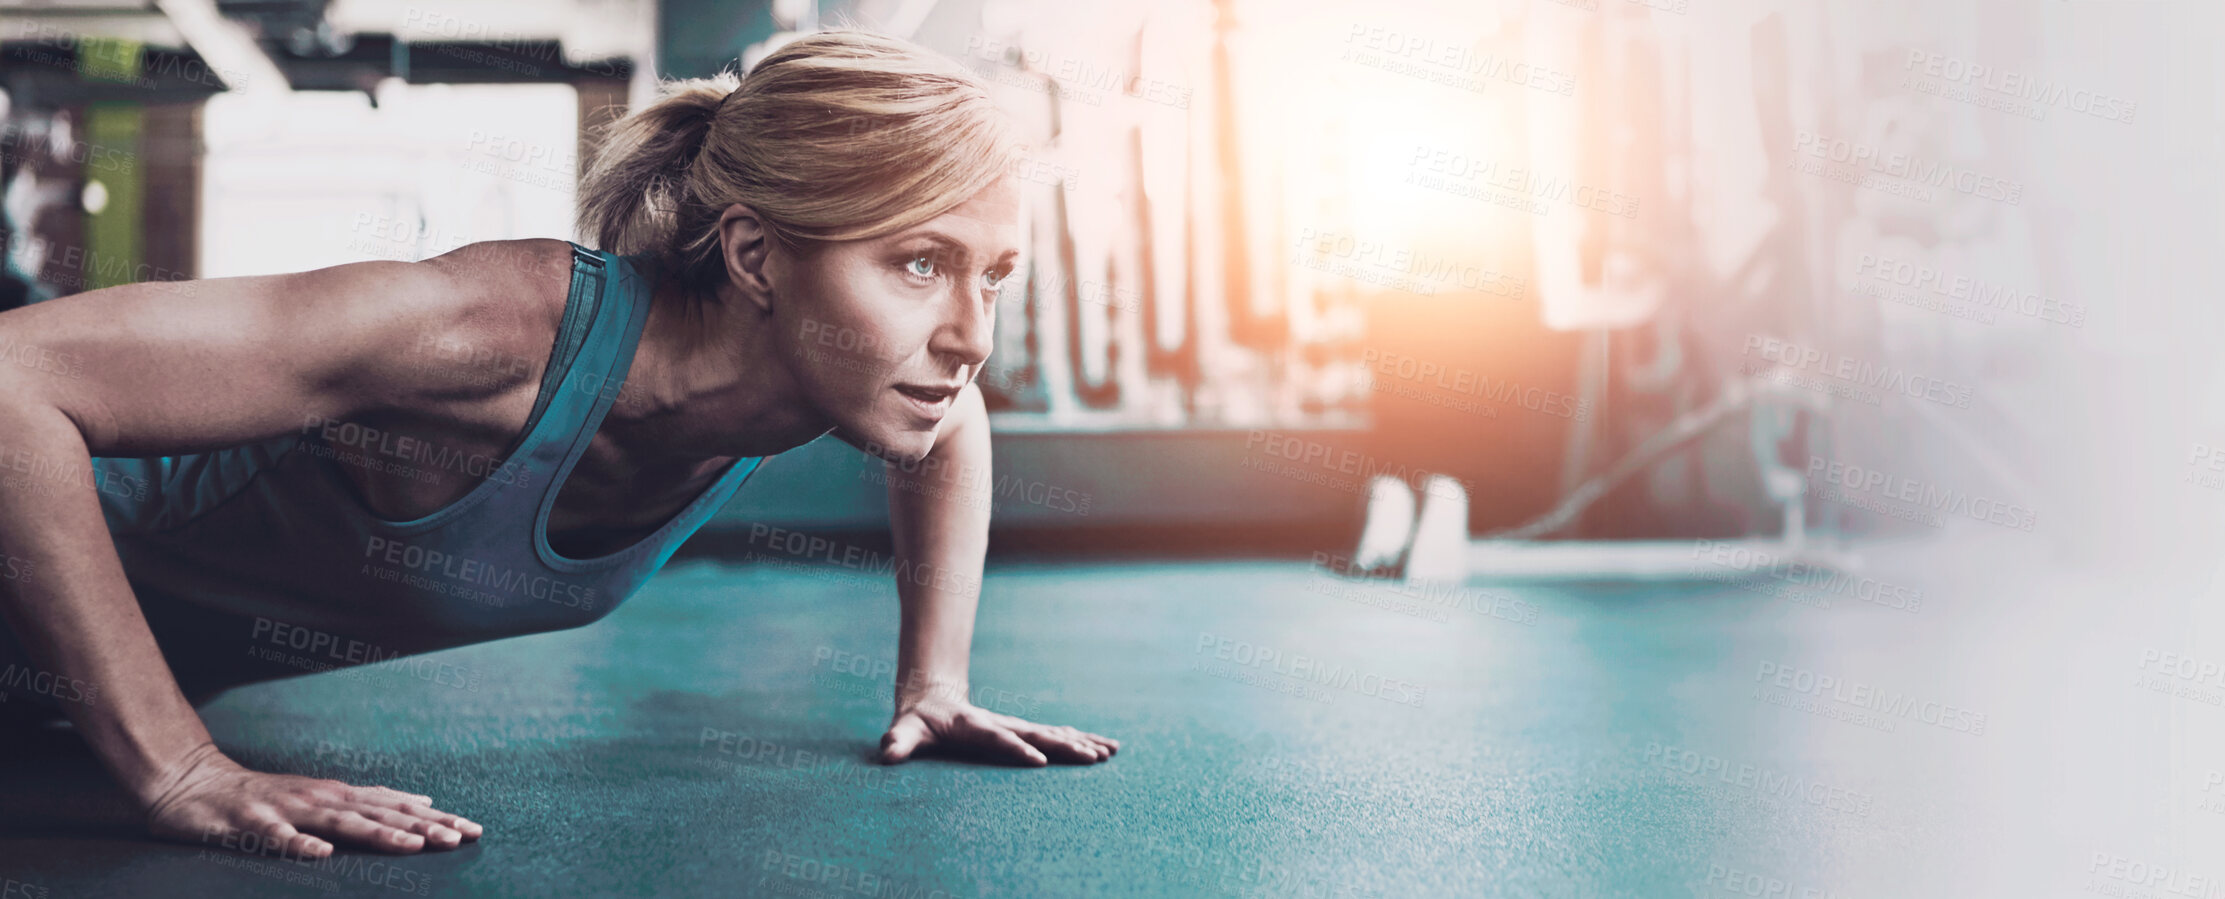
[875,383,1119,766]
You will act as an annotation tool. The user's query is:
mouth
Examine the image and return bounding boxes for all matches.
[892,382,963,420]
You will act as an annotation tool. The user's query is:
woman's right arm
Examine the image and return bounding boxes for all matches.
[0,247,537,856]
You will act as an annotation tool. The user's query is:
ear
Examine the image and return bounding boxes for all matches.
[716,203,778,315]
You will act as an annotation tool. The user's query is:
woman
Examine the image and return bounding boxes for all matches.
[0,29,1115,858]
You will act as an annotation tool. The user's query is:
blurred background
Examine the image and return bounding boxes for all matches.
[6,0,2225,893]
[6,0,2198,556]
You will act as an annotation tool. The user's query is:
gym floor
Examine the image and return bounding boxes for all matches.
[0,546,2158,897]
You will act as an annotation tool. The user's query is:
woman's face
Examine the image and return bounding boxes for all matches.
[770,175,1021,462]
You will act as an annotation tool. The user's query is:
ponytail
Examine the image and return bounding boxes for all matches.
[573,29,1024,300]
[575,72,739,268]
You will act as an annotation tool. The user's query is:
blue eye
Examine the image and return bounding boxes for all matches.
[983,267,1012,290]
[904,255,937,279]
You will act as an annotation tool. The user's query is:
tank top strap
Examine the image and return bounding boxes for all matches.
[523,242,611,430]
[493,244,766,573]
[485,243,657,520]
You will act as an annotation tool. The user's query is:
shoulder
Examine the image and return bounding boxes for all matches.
[339,239,578,403]
[419,239,576,324]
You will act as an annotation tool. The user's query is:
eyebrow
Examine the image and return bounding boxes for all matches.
[897,229,1021,265]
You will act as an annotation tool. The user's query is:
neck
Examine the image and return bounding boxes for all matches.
[597,277,834,463]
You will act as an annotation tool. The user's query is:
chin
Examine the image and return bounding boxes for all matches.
[851,423,938,464]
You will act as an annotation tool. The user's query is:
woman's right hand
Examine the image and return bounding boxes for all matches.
[142,743,482,857]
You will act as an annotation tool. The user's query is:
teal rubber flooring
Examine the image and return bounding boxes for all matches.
[0,554,2170,897]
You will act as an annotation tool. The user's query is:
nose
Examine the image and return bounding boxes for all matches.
[931,280,997,372]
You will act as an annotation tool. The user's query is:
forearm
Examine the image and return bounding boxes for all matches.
[0,396,215,806]
[884,385,992,708]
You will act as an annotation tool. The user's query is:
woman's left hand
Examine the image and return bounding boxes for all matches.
[878,693,1119,766]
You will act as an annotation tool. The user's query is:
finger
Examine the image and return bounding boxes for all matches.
[1018,727,1103,764]
[253,819,332,860]
[1051,726,1110,761]
[1039,725,1108,762]
[973,725,1048,767]
[1078,731,1120,756]
[349,805,464,849]
[392,802,483,842]
[356,785,436,807]
[880,717,931,765]
[365,792,483,843]
[309,809,428,854]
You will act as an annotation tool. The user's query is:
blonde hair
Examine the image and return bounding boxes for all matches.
[576,29,1024,298]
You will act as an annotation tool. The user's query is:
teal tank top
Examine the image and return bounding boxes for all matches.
[0,243,764,707]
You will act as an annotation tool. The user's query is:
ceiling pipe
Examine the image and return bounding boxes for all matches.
[148,0,290,94]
